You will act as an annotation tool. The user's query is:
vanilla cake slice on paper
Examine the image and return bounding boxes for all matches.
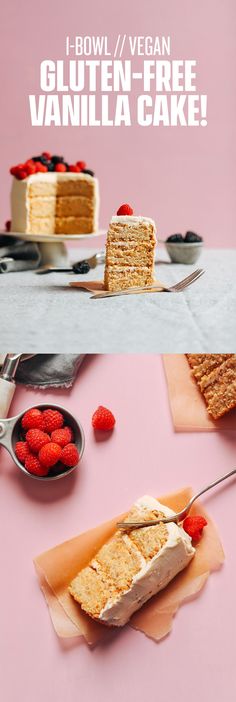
[9,153,99,235]
[104,208,157,291]
[69,496,195,627]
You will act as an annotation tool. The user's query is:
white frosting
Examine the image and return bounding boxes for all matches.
[99,496,195,626]
[111,215,156,229]
[10,172,99,234]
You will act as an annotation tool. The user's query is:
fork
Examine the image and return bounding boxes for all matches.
[90,268,204,299]
[117,468,236,530]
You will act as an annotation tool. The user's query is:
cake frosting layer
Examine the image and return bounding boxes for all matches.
[10,172,99,235]
[69,496,195,627]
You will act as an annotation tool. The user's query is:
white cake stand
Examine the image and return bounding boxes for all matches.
[0,230,106,266]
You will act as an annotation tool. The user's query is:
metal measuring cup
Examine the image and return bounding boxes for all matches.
[0,403,85,481]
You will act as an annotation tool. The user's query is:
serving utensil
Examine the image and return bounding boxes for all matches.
[0,402,85,481]
[36,250,105,274]
[117,468,236,529]
[0,354,35,418]
[90,268,204,299]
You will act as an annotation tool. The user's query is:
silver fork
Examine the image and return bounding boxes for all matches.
[117,468,236,530]
[90,268,204,299]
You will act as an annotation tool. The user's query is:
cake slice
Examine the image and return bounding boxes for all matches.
[10,153,99,235]
[104,205,156,291]
[69,496,195,627]
[186,354,236,419]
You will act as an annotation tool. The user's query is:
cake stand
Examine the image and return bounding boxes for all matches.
[0,230,106,266]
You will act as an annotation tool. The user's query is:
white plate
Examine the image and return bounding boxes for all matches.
[0,229,106,244]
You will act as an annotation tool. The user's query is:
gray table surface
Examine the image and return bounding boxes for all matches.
[0,248,235,352]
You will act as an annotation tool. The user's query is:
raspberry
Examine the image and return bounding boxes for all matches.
[92,405,116,431]
[5,220,11,232]
[183,515,207,541]
[25,162,37,175]
[22,408,46,431]
[68,164,81,172]
[42,151,52,160]
[34,161,48,173]
[116,204,134,216]
[16,169,28,180]
[39,442,62,469]
[42,409,64,433]
[76,161,86,170]
[26,429,50,453]
[61,443,79,467]
[25,453,49,477]
[51,426,74,447]
[10,165,19,176]
[15,441,30,464]
[55,163,67,172]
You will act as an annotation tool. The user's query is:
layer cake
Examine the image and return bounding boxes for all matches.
[104,209,156,291]
[9,153,99,235]
[186,354,236,419]
[69,495,195,627]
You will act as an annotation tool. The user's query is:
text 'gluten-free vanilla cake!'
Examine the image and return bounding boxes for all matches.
[9,152,99,235]
[69,495,195,627]
[104,203,157,291]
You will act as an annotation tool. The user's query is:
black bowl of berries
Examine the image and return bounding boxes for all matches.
[164,231,203,264]
[9,404,85,481]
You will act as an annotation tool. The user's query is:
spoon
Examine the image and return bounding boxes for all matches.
[0,403,85,481]
[117,468,236,529]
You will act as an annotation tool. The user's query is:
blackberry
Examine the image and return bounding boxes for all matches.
[82,168,94,177]
[47,162,55,171]
[51,155,64,164]
[32,155,49,165]
[73,260,90,274]
[185,231,202,243]
[166,234,184,243]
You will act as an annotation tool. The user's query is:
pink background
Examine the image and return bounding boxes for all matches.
[1,0,236,247]
[0,354,235,702]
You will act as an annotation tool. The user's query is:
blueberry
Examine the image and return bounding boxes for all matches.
[73,260,90,274]
[81,169,94,177]
[166,234,184,243]
[47,162,55,171]
[51,155,64,164]
[185,231,202,243]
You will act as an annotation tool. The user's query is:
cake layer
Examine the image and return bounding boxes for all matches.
[28,196,94,218]
[104,266,155,291]
[108,221,156,242]
[106,241,156,267]
[28,216,94,235]
[69,496,195,627]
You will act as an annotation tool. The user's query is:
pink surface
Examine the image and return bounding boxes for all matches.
[0,355,235,701]
[1,0,236,247]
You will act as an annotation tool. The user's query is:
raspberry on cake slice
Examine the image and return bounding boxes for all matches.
[104,205,157,292]
[69,496,195,627]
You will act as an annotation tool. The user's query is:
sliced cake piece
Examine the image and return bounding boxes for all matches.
[69,495,195,627]
[10,153,99,235]
[186,354,236,419]
[104,204,156,291]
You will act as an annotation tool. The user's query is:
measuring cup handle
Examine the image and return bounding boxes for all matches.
[0,378,16,418]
